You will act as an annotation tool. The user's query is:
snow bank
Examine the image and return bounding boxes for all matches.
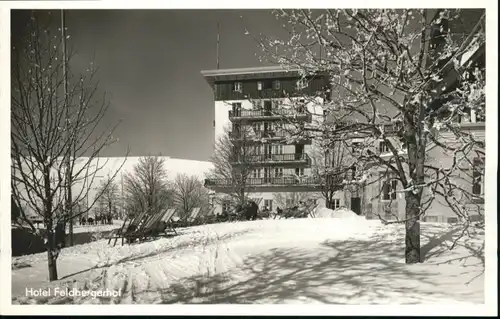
[314,207,365,220]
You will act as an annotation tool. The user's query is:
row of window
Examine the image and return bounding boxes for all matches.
[251,167,305,179]
[231,100,307,111]
[232,79,309,93]
[232,122,284,133]
[251,144,284,155]
[235,143,304,156]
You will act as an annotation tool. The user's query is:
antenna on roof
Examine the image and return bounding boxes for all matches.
[216,21,220,70]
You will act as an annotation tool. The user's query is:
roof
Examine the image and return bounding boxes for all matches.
[201,65,301,77]
[200,65,303,88]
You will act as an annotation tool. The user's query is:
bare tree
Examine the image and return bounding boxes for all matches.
[206,125,258,208]
[11,11,126,280]
[123,156,173,218]
[173,173,209,219]
[95,176,119,220]
[251,9,485,263]
[308,132,361,209]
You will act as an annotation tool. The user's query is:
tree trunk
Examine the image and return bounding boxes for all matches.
[405,192,421,263]
[46,229,58,281]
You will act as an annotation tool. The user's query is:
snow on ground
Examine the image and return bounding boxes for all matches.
[11,211,484,305]
[71,221,124,234]
[24,221,124,234]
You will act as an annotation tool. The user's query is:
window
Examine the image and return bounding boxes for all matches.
[472,157,484,196]
[252,169,261,179]
[253,145,261,155]
[233,82,243,92]
[425,216,439,222]
[272,80,281,90]
[330,199,340,209]
[264,199,273,211]
[447,217,458,224]
[470,214,483,222]
[257,81,263,91]
[382,178,397,201]
[274,167,283,177]
[286,199,294,207]
[252,122,262,132]
[379,140,390,153]
[295,168,304,176]
[273,144,283,155]
[259,80,271,90]
[252,100,262,109]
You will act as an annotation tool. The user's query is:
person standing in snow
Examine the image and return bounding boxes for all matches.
[276,206,283,219]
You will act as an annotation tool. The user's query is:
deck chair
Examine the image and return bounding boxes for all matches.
[253,197,263,206]
[174,207,201,228]
[308,204,319,218]
[186,207,202,226]
[107,209,149,247]
[123,209,164,244]
[158,208,178,236]
[284,202,312,219]
[133,209,172,242]
[107,218,130,246]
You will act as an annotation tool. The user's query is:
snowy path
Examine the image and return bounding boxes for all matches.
[11,218,484,304]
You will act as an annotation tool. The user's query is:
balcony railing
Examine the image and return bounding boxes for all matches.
[231,152,310,165]
[229,108,311,121]
[230,130,292,140]
[204,176,322,188]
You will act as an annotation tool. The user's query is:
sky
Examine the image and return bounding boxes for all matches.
[11,9,283,161]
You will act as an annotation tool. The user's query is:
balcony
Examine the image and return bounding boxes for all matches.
[231,153,311,167]
[229,130,312,144]
[228,108,312,122]
[204,176,323,193]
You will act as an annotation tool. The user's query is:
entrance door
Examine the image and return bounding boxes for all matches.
[351,197,361,215]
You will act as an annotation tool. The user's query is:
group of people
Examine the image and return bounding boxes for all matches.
[79,214,113,226]
[220,200,260,221]
[220,200,310,221]
[274,201,309,219]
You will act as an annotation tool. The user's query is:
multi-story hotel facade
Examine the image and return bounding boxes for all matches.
[201,66,344,214]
